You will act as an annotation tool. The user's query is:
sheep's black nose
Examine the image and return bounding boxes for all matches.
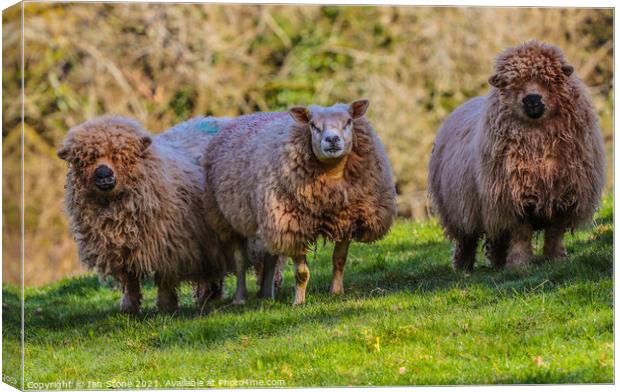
[94,165,116,191]
[325,135,341,145]
[522,94,545,119]
[522,94,542,106]
[95,165,113,179]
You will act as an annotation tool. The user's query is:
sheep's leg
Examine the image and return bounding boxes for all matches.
[330,240,350,295]
[119,271,141,314]
[257,254,278,300]
[233,243,248,305]
[155,273,179,314]
[485,232,509,269]
[254,259,264,290]
[506,224,533,269]
[293,255,310,306]
[274,256,287,290]
[543,225,567,261]
[210,279,225,301]
[452,235,478,273]
[193,278,224,309]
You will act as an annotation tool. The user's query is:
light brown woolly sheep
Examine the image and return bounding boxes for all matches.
[203,100,397,305]
[428,41,605,271]
[58,116,229,314]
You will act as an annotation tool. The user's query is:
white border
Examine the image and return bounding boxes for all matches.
[0,1,615,392]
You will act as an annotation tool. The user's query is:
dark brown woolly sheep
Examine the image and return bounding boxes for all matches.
[428,41,606,271]
[58,116,229,314]
[203,100,397,305]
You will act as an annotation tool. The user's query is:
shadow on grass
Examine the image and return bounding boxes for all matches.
[300,213,612,297]
[17,206,612,348]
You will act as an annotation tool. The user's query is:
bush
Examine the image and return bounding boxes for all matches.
[2,4,613,285]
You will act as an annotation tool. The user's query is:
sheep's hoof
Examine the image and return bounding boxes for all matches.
[489,259,506,270]
[293,292,306,306]
[257,285,275,300]
[119,297,140,315]
[452,265,474,277]
[544,248,568,262]
[330,285,344,295]
[157,302,179,314]
[505,254,531,269]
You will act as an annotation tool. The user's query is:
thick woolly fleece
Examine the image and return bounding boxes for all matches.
[429,41,605,245]
[59,116,229,293]
[203,107,396,258]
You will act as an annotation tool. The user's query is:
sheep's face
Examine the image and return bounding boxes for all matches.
[488,41,576,123]
[289,100,369,162]
[57,117,152,201]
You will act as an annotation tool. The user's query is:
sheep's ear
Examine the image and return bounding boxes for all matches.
[488,74,507,89]
[561,64,574,77]
[57,135,74,161]
[349,99,369,119]
[289,106,310,124]
[57,145,71,161]
[140,135,152,151]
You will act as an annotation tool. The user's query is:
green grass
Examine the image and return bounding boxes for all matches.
[3,195,613,388]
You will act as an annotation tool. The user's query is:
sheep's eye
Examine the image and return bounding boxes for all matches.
[346,119,352,127]
[310,123,321,133]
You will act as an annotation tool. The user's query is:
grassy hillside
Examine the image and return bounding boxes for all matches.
[3,195,613,388]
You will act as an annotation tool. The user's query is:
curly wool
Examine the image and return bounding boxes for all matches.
[429,41,606,241]
[203,108,396,257]
[61,116,228,285]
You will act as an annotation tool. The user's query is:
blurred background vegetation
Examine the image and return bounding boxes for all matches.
[2,4,613,286]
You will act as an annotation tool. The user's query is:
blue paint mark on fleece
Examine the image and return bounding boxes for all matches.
[196,118,220,134]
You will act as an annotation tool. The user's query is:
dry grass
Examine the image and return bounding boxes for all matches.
[2,4,613,285]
